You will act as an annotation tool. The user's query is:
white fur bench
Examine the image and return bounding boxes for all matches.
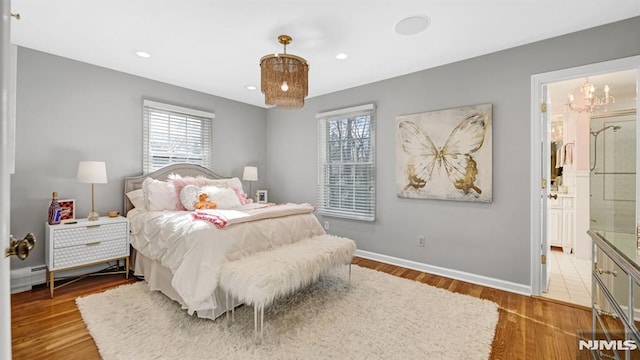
[219,234,356,339]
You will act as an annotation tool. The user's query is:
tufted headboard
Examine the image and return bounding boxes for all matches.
[123,163,227,215]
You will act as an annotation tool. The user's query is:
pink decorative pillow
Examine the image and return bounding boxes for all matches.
[230,184,253,205]
[168,173,207,210]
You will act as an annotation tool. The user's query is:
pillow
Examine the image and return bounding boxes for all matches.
[126,189,146,210]
[202,178,230,189]
[204,186,242,209]
[202,177,243,190]
[168,173,207,210]
[230,184,253,205]
[180,185,241,210]
[142,177,178,211]
[203,177,252,205]
[179,184,202,211]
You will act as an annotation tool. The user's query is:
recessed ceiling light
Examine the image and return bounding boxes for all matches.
[136,51,151,58]
[336,53,348,60]
[394,15,430,35]
[246,85,257,90]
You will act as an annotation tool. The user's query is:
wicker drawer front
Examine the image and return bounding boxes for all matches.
[53,223,127,249]
[53,239,128,269]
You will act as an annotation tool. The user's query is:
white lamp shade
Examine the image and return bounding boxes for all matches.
[242,166,258,181]
[77,161,108,184]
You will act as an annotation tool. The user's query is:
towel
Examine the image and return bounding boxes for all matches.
[564,143,573,165]
[555,148,562,168]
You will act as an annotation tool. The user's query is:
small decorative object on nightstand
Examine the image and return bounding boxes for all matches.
[58,198,75,222]
[45,216,129,298]
[257,190,268,204]
[48,192,61,225]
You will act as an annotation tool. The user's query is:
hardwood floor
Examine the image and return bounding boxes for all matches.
[353,258,592,360]
[11,258,592,359]
[11,274,137,360]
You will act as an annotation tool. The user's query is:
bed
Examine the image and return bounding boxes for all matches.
[123,163,326,319]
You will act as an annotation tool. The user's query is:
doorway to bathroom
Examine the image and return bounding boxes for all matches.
[542,71,636,307]
[530,56,640,308]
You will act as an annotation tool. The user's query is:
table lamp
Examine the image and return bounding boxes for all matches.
[77,161,107,221]
[242,166,258,201]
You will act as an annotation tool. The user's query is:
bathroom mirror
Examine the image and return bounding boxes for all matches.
[550,119,563,191]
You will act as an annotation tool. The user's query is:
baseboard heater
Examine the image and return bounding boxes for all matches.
[10,263,115,294]
[10,265,47,294]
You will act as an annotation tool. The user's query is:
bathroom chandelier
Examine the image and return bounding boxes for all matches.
[567,78,614,114]
[260,35,309,109]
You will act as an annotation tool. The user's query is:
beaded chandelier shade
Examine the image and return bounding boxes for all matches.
[260,35,309,109]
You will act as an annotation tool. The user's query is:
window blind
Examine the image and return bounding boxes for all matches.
[317,104,376,221]
[142,100,215,173]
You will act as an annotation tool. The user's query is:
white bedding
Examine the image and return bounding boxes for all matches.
[128,203,325,317]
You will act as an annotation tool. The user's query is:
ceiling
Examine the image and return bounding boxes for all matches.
[10,1,640,108]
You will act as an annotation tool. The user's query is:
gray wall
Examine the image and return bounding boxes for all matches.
[10,17,640,288]
[10,47,267,269]
[266,17,640,286]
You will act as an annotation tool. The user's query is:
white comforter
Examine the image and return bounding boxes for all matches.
[128,203,325,315]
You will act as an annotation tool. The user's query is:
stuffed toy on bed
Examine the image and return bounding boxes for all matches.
[194,193,217,210]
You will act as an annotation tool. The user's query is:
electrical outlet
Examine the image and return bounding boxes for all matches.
[418,236,425,247]
[324,221,330,230]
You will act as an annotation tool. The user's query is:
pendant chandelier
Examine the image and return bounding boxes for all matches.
[567,78,614,114]
[260,35,309,109]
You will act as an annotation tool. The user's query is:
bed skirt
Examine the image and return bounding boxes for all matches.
[133,251,239,320]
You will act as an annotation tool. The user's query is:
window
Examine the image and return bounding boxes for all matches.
[317,104,375,221]
[143,100,215,173]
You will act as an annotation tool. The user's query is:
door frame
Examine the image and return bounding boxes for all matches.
[1,0,12,357]
[540,84,551,293]
[530,55,640,296]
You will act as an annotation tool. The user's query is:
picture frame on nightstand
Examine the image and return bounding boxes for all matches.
[257,190,268,204]
[49,198,75,222]
[58,199,75,222]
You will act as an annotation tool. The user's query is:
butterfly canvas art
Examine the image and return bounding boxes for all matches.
[396,103,492,202]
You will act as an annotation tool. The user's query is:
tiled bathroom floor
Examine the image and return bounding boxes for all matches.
[541,248,592,307]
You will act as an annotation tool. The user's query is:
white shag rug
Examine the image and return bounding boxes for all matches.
[76,265,498,360]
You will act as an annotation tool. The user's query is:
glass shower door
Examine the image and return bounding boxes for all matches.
[590,110,637,234]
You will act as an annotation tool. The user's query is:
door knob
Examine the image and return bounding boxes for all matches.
[5,233,36,260]
[548,194,558,199]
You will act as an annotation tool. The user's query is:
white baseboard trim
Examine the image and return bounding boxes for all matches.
[355,250,532,296]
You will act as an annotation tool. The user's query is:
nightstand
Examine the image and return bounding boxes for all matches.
[45,216,130,298]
